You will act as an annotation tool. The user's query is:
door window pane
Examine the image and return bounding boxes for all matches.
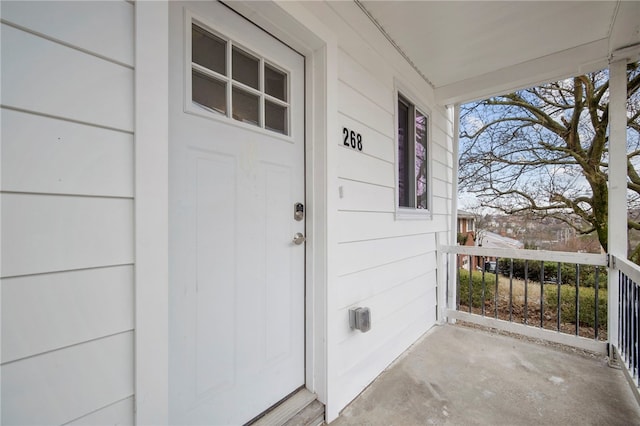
[189,23,292,136]
[192,25,226,75]
[232,47,259,89]
[265,64,287,101]
[415,111,428,209]
[232,87,259,126]
[398,99,411,207]
[193,70,226,114]
[265,101,287,134]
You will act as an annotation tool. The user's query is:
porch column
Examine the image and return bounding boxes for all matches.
[448,104,461,319]
[607,59,628,351]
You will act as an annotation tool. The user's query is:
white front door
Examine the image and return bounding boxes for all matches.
[168,2,305,424]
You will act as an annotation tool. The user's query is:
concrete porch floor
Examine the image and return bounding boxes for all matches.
[331,324,640,425]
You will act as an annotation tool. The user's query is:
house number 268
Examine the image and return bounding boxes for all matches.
[343,127,363,151]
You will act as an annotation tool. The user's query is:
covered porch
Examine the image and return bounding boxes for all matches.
[333,1,640,424]
[333,324,640,425]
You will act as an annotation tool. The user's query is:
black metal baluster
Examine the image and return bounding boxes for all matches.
[509,259,514,322]
[632,281,640,377]
[454,255,458,310]
[524,260,529,325]
[594,266,599,340]
[468,259,472,313]
[633,282,640,380]
[625,275,630,365]
[557,263,561,331]
[575,264,580,335]
[495,257,499,319]
[619,273,623,358]
[628,276,632,369]
[632,277,636,374]
[481,261,486,317]
[540,260,544,328]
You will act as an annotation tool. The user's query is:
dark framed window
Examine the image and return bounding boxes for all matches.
[397,93,429,211]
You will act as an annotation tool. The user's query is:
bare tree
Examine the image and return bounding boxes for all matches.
[459,63,640,262]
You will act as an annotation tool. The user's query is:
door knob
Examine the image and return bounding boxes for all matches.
[293,232,305,245]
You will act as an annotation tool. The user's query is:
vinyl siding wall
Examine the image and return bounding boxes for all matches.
[299,2,455,419]
[1,2,135,424]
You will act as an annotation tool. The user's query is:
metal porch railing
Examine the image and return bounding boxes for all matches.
[440,245,608,353]
[612,255,640,388]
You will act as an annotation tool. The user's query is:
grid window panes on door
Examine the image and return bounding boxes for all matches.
[397,94,428,209]
[191,23,290,135]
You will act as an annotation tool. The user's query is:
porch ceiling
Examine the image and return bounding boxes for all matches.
[358,1,640,105]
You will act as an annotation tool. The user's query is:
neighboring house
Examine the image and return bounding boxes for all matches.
[457,210,476,269]
[1,1,637,425]
[478,231,525,251]
[457,209,476,235]
[476,231,525,272]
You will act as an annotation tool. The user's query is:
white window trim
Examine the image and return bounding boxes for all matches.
[394,79,433,220]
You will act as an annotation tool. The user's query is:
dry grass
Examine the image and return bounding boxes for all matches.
[495,275,543,304]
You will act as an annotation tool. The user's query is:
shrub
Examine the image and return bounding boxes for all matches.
[497,259,607,289]
[544,284,607,328]
[458,269,496,308]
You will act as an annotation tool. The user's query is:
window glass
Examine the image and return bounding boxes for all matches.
[232,87,259,126]
[189,22,290,136]
[415,111,428,209]
[265,101,287,134]
[192,25,226,75]
[192,70,226,114]
[232,47,259,89]
[398,98,411,207]
[265,64,287,101]
[397,92,429,213]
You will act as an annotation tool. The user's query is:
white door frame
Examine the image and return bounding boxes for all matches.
[133,1,339,423]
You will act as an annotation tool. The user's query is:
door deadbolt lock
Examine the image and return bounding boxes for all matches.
[293,232,305,245]
[294,202,304,221]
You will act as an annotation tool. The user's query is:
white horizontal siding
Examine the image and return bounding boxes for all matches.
[431,180,452,201]
[337,233,437,276]
[427,215,450,230]
[334,307,436,411]
[66,397,134,426]
[338,48,394,114]
[337,80,394,138]
[337,179,395,213]
[337,253,437,309]
[337,211,439,242]
[1,265,134,363]
[1,194,134,277]
[431,157,453,183]
[0,3,135,424]
[337,277,437,345]
[0,1,134,66]
[337,148,394,188]
[339,113,394,163]
[1,109,134,197]
[1,23,134,131]
[431,195,451,216]
[1,332,134,426]
[431,137,453,168]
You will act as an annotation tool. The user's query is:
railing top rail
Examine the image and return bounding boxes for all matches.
[439,245,608,266]
[612,255,640,284]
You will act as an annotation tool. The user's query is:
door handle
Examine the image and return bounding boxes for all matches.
[292,232,305,245]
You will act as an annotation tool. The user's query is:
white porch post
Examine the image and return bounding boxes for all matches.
[448,104,461,319]
[607,59,628,352]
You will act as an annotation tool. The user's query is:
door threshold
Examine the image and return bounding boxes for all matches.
[248,387,324,426]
